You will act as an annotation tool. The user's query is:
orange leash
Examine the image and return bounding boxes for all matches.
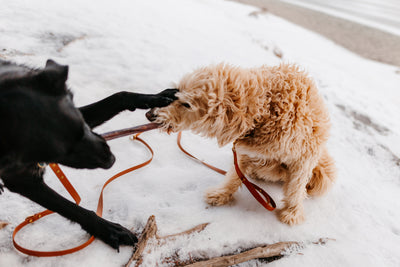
[12,128,274,257]
[12,134,153,257]
[177,132,276,211]
[177,133,226,175]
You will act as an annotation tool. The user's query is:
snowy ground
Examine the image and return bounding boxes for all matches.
[1,0,400,266]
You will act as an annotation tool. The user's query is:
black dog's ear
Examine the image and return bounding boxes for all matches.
[44,59,69,84]
[33,59,69,94]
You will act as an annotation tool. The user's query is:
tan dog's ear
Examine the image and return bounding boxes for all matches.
[213,104,249,147]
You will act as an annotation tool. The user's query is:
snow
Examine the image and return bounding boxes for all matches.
[1,0,400,266]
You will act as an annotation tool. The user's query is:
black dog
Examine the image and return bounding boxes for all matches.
[0,59,177,250]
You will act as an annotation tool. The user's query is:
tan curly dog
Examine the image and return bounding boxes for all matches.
[147,63,336,225]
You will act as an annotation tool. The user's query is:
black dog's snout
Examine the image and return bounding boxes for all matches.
[102,151,116,169]
[56,126,116,170]
[97,140,115,169]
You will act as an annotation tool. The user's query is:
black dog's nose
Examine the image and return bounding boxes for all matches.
[102,153,116,169]
[146,110,156,122]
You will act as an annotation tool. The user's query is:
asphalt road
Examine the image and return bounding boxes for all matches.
[231,0,400,67]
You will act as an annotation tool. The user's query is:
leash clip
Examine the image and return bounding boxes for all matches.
[232,141,238,153]
[129,133,142,140]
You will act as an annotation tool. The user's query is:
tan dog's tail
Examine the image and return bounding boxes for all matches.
[307,147,336,197]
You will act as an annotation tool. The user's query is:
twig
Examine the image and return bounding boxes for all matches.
[101,123,160,141]
[158,223,209,241]
[181,241,301,267]
[125,215,158,267]
[125,216,209,267]
[125,215,333,267]
[165,237,333,266]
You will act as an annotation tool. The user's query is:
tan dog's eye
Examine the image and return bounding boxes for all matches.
[181,102,191,108]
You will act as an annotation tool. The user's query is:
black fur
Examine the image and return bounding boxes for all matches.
[0,59,177,250]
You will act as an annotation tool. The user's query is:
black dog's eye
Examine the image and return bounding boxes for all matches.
[181,102,191,108]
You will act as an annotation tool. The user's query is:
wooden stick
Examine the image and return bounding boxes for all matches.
[166,237,334,266]
[158,223,209,241]
[125,215,331,267]
[181,241,301,267]
[102,123,161,141]
[125,215,158,267]
[125,216,210,267]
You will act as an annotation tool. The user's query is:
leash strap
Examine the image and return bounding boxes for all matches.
[96,135,153,217]
[177,132,276,211]
[177,132,226,175]
[232,146,276,211]
[12,134,153,257]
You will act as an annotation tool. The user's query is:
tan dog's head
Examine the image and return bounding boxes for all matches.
[146,64,255,146]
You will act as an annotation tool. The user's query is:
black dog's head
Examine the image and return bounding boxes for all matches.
[0,59,115,171]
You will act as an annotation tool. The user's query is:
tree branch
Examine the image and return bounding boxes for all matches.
[125,215,333,267]
[125,216,209,267]
[125,215,158,267]
[182,241,301,266]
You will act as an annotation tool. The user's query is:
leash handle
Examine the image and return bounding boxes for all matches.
[12,165,95,257]
[177,132,276,211]
[12,134,153,257]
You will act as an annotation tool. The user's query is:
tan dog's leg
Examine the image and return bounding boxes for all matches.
[204,165,242,206]
[278,158,316,225]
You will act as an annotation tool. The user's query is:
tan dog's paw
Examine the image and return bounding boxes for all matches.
[204,187,234,206]
[278,206,305,225]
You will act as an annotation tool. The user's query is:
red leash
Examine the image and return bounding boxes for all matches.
[177,132,276,211]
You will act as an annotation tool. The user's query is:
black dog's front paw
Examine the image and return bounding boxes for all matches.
[126,89,178,110]
[156,88,179,100]
[149,88,179,108]
[93,218,138,251]
[0,183,4,194]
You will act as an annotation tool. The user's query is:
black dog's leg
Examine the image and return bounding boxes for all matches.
[0,183,3,194]
[79,89,178,128]
[2,174,137,250]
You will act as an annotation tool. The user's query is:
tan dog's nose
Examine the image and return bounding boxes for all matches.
[146,110,157,122]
